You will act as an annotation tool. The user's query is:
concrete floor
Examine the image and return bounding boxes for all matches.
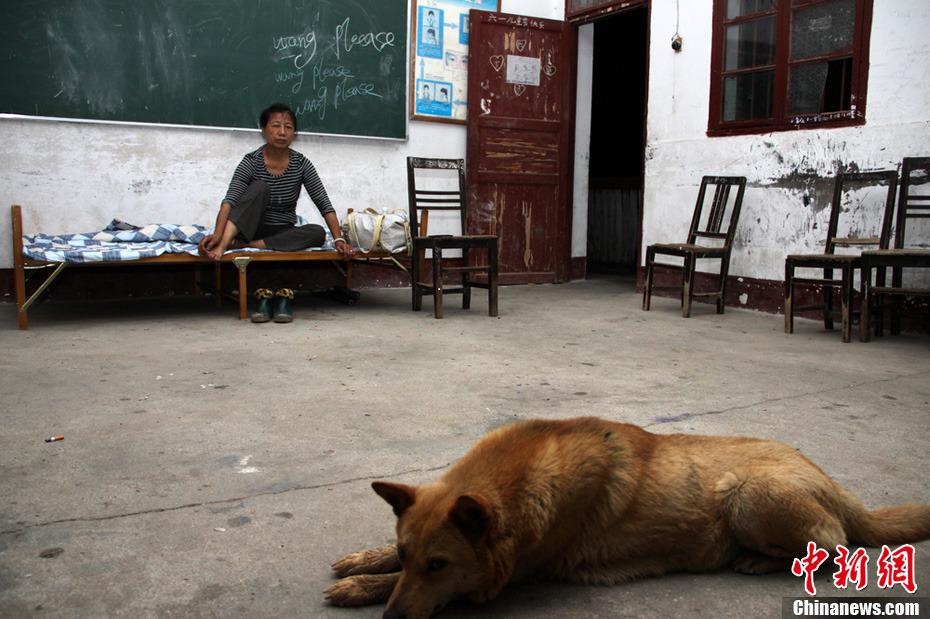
[1,276,928,618]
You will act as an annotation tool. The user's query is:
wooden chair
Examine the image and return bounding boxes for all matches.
[860,157,930,342]
[642,176,747,317]
[784,170,898,343]
[407,157,499,319]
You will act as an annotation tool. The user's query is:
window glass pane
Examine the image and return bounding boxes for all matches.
[725,17,777,70]
[727,0,777,20]
[789,58,852,114]
[791,0,856,60]
[723,70,774,121]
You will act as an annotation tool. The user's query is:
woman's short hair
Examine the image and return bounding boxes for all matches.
[260,103,298,132]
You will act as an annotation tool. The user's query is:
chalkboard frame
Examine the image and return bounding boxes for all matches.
[0,1,410,140]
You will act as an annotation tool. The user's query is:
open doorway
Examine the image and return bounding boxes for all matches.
[586,8,648,277]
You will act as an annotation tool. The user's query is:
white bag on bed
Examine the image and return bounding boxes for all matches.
[342,208,412,255]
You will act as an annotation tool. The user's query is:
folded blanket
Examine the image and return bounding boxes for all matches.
[91,221,207,244]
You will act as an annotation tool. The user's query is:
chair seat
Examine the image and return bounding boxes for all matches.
[414,235,498,248]
[785,253,861,263]
[861,248,930,260]
[649,243,727,258]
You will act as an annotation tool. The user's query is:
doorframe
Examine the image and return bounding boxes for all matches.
[566,0,648,24]
[570,0,651,282]
[562,23,580,283]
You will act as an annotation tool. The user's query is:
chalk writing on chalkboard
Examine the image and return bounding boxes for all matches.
[0,1,408,139]
[273,18,397,123]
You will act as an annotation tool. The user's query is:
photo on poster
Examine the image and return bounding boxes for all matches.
[417,6,444,59]
[444,50,468,72]
[458,13,470,45]
[415,78,453,117]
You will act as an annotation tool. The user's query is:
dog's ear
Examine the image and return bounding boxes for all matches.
[450,494,492,542]
[372,481,417,518]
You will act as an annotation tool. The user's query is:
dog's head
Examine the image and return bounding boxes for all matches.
[372,480,499,619]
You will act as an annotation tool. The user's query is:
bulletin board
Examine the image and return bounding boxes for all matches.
[410,0,499,124]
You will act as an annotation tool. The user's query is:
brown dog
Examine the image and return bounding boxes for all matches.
[325,417,930,618]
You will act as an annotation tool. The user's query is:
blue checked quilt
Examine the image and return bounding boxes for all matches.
[22,218,335,263]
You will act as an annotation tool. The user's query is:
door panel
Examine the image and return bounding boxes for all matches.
[467,12,574,284]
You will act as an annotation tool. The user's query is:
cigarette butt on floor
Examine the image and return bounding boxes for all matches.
[44,435,64,443]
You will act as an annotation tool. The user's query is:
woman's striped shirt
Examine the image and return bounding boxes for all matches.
[222,147,335,227]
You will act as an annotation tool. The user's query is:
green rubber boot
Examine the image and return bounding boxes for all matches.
[273,288,294,323]
[250,288,274,323]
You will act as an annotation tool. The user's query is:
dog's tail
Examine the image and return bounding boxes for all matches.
[843,490,930,547]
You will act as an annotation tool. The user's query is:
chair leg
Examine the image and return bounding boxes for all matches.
[412,248,423,311]
[488,241,499,317]
[890,267,902,335]
[859,267,872,342]
[462,248,472,310]
[875,292,886,338]
[642,248,654,311]
[432,246,444,319]
[785,261,794,334]
[682,255,694,318]
[823,268,835,331]
[840,264,852,343]
[717,256,731,314]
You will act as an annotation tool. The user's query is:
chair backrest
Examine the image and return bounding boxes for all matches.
[406,157,467,237]
[893,157,930,249]
[686,176,747,248]
[823,170,898,255]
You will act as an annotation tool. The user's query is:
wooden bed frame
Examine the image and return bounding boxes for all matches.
[11,204,405,329]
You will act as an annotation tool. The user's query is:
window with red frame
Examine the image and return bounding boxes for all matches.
[708,0,873,136]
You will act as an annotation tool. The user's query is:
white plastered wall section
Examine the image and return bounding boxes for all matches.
[642,0,930,290]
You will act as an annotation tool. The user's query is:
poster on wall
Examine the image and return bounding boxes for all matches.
[410,0,499,124]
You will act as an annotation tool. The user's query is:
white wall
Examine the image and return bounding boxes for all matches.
[643,0,930,291]
[0,0,567,272]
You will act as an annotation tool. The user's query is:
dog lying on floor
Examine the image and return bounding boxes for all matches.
[325,417,930,618]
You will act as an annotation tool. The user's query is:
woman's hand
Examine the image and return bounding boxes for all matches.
[198,233,217,257]
[335,238,355,260]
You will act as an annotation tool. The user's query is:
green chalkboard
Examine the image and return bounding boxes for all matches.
[0,0,407,139]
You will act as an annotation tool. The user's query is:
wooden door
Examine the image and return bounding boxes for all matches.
[466,12,574,284]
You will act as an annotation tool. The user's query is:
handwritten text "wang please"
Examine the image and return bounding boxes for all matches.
[273,17,396,120]
[272,17,395,67]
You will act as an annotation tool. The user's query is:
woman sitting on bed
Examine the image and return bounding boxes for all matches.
[198,102,355,322]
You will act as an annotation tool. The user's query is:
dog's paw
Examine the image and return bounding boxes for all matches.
[733,551,791,575]
[332,544,400,577]
[324,573,399,607]
[324,577,371,607]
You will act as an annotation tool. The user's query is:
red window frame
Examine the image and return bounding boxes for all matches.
[708,0,873,136]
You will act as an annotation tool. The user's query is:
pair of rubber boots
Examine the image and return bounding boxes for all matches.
[251,288,294,323]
